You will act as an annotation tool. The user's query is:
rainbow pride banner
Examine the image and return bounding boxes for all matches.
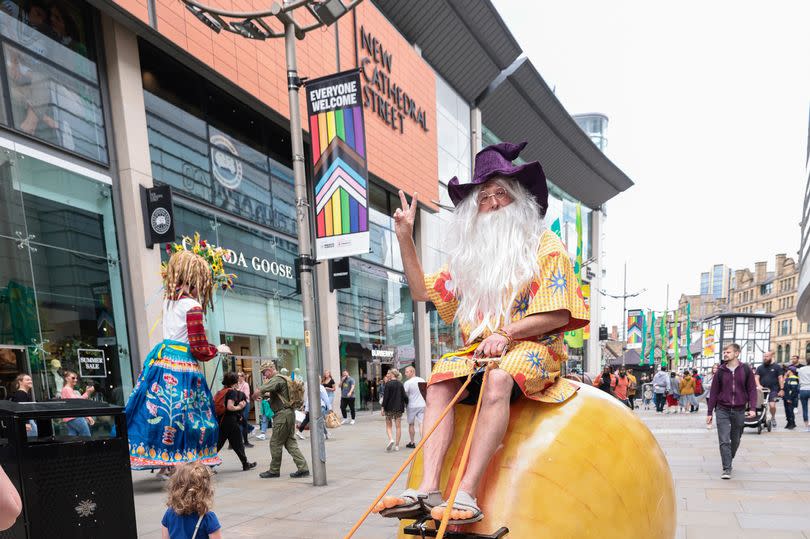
[307,69,369,260]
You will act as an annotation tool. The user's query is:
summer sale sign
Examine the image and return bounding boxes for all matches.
[307,70,370,260]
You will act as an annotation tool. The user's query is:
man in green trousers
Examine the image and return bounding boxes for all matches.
[253,361,310,478]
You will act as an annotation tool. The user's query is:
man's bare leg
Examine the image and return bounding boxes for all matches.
[374,378,462,512]
[433,369,513,521]
[418,378,462,491]
[408,421,416,444]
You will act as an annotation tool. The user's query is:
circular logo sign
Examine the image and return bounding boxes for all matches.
[150,207,171,235]
[210,134,243,190]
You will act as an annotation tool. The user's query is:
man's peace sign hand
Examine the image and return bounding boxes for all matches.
[393,190,418,239]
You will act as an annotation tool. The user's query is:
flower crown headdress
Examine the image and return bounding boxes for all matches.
[161,232,236,292]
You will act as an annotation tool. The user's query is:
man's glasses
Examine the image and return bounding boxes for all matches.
[477,188,509,206]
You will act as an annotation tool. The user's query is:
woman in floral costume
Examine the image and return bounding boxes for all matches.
[125,238,234,470]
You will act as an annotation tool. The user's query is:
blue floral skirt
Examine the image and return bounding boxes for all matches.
[124,339,221,469]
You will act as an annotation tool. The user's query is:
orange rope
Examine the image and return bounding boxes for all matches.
[342,373,474,539]
[435,362,494,539]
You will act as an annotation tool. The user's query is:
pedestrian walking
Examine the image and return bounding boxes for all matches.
[626,369,638,410]
[798,362,810,431]
[614,369,631,407]
[254,362,309,479]
[402,366,426,448]
[236,371,254,448]
[691,369,703,412]
[755,351,785,429]
[254,370,272,441]
[340,370,356,425]
[594,366,616,395]
[706,343,757,480]
[784,366,799,429]
[322,371,336,409]
[679,371,698,413]
[161,461,222,539]
[297,381,330,441]
[667,372,681,414]
[381,369,407,452]
[215,372,256,472]
[652,366,670,413]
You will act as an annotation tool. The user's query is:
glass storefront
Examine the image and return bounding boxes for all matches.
[0,148,130,403]
[0,0,107,163]
[337,184,414,409]
[141,39,306,398]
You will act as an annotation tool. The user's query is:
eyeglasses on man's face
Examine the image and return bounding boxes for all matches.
[477,188,509,206]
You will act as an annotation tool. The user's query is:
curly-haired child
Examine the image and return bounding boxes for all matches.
[161,462,222,539]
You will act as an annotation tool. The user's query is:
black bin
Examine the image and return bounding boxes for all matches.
[0,400,137,538]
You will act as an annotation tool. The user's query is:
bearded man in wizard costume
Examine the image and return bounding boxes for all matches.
[373,142,589,525]
[125,236,234,473]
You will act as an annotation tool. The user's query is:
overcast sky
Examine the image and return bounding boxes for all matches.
[495,0,810,331]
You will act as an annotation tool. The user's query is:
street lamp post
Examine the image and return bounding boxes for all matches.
[180,0,363,487]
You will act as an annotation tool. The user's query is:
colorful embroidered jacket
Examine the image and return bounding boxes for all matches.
[186,306,218,361]
[424,230,589,403]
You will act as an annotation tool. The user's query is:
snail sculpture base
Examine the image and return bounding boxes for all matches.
[397,382,676,539]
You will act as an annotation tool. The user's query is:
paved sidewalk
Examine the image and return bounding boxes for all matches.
[133,406,810,538]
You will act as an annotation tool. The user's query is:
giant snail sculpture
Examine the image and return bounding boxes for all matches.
[345,360,676,539]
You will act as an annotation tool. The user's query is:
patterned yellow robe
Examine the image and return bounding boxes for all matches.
[425,230,589,403]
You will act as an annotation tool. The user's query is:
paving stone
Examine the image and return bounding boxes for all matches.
[738,513,810,531]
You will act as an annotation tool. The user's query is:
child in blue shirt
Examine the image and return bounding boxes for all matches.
[161,462,222,539]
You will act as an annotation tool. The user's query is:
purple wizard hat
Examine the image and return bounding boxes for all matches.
[447,141,547,213]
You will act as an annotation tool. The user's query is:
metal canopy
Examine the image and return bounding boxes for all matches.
[374,0,634,209]
[372,0,521,103]
[478,59,634,209]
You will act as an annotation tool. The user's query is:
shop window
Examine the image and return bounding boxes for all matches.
[0,148,129,403]
[0,0,107,162]
[140,40,295,236]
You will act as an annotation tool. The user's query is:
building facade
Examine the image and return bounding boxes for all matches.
[0,0,634,410]
[681,254,810,367]
[699,264,731,300]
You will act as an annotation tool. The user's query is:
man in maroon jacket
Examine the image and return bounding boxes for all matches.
[706,343,757,479]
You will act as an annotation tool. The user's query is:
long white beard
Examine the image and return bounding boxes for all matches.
[446,194,544,342]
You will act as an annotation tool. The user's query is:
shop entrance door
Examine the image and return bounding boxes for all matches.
[0,344,43,400]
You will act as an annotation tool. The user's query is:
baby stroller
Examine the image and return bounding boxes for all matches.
[744,387,770,434]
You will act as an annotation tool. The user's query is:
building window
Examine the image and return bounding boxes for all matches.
[761,283,773,296]
[805,342,810,360]
[0,0,107,162]
[786,343,791,359]
[0,148,130,402]
[778,345,783,363]
[140,42,297,237]
[723,318,733,332]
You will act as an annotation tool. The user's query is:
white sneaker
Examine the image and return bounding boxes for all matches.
[394,446,400,451]
[386,440,394,451]
[255,433,266,441]
[341,419,348,425]
[295,431,305,440]
[350,419,355,425]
